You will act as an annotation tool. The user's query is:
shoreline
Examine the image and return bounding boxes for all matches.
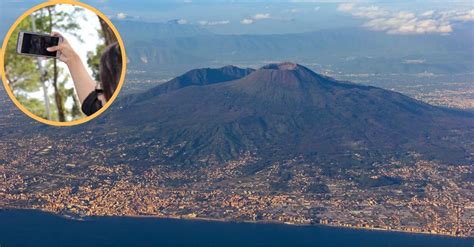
[1,207,469,238]
[119,214,469,239]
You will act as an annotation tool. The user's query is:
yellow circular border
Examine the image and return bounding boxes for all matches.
[0,0,127,127]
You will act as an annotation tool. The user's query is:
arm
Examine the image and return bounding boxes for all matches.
[47,32,96,104]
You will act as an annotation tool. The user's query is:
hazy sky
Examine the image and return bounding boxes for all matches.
[0,0,473,38]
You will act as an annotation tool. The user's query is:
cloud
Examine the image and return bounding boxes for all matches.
[339,4,388,19]
[176,19,188,25]
[356,6,389,18]
[254,13,271,20]
[314,6,321,11]
[116,12,127,20]
[198,20,230,26]
[452,9,474,21]
[421,10,435,17]
[240,13,272,25]
[396,11,415,19]
[337,3,355,12]
[404,59,426,64]
[240,18,254,25]
[363,16,453,35]
[337,3,474,35]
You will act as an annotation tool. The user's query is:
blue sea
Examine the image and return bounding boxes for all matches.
[0,210,471,247]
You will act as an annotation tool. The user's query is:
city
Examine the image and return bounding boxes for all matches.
[1,132,472,237]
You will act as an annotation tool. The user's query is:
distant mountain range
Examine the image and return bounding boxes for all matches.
[117,20,474,75]
[93,62,474,167]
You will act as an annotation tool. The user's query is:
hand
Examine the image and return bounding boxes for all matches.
[46,32,79,65]
[48,32,97,104]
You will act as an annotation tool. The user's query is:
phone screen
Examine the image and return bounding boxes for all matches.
[20,33,59,57]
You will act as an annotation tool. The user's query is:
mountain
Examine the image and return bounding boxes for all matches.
[119,21,474,74]
[100,63,474,166]
[114,20,213,67]
[120,65,255,106]
[143,65,255,97]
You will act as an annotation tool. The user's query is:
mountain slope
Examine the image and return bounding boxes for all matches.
[120,22,474,74]
[103,63,473,166]
[145,65,255,96]
[120,65,255,106]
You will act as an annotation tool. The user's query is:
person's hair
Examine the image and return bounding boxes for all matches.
[100,42,122,100]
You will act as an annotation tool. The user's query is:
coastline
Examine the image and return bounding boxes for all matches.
[119,214,470,239]
[1,207,469,238]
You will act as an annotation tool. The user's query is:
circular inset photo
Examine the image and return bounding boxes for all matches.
[1,1,126,126]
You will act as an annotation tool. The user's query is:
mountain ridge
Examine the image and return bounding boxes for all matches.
[101,63,473,166]
[118,21,474,74]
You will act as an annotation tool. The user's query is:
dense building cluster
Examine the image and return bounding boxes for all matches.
[0,135,472,237]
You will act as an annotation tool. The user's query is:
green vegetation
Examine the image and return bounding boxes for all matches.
[4,6,114,122]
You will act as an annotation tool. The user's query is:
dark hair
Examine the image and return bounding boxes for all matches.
[100,42,122,100]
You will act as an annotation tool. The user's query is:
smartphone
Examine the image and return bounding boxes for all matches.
[16,31,62,58]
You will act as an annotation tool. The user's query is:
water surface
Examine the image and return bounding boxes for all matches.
[0,210,471,247]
